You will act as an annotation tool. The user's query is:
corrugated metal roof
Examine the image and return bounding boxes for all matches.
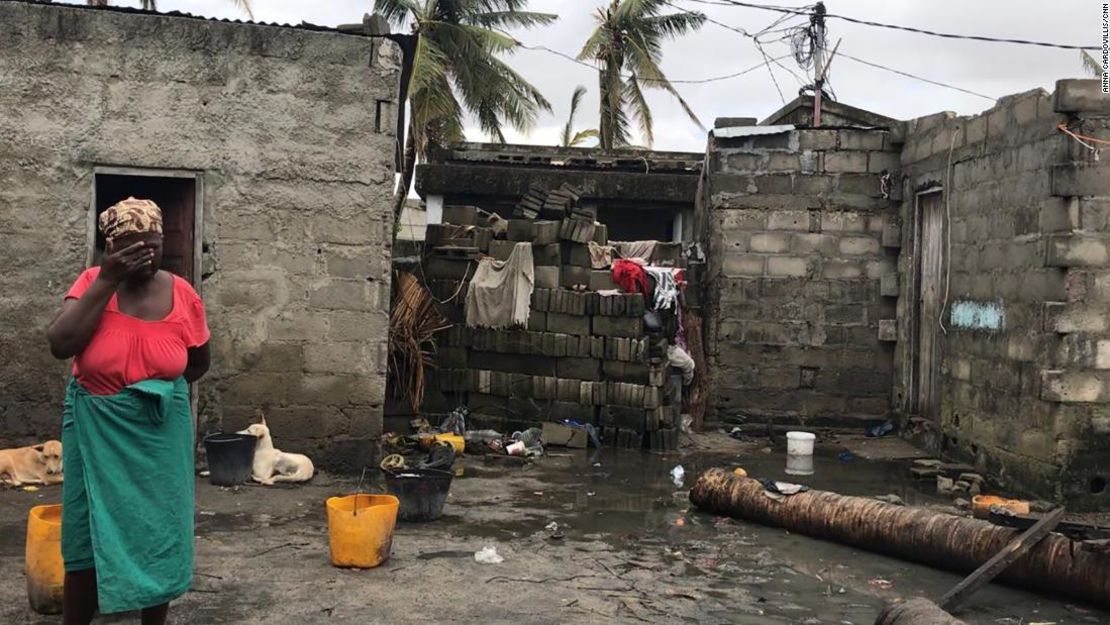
[711,124,795,138]
[4,0,374,35]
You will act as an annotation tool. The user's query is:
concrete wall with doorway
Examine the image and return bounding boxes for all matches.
[894,80,1110,508]
[0,1,401,469]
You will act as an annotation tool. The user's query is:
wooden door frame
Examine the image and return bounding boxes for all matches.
[908,185,943,417]
[88,165,206,439]
[87,165,204,293]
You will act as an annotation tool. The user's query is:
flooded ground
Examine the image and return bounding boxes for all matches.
[0,433,1105,624]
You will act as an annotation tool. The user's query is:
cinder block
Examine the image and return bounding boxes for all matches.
[561,265,591,289]
[589,270,616,291]
[562,242,592,267]
[593,315,643,338]
[767,256,807,277]
[593,223,609,245]
[557,357,602,381]
[881,222,902,248]
[556,378,582,402]
[837,130,886,151]
[547,313,590,336]
[1043,302,1108,334]
[1045,234,1109,268]
[721,254,761,278]
[878,319,898,342]
[436,346,468,369]
[824,151,869,173]
[768,210,809,231]
[602,360,650,383]
[750,232,791,253]
[839,236,881,256]
[442,205,477,226]
[880,273,900,297]
[1053,162,1110,197]
[599,405,644,430]
[535,266,559,289]
[1041,370,1110,403]
[1053,79,1110,114]
[823,260,864,279]
[531,288,551,311]
[798,129,837,150]
[532,243,561,266]
[527,311,547,332]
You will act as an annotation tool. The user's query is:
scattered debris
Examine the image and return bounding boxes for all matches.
[876,598,967,625]
[868,578,894,590]
[474,546,504,564]
[873,494,904,506]
[866,421,894,438]
[936,476,954,494]
[671,465,685,487]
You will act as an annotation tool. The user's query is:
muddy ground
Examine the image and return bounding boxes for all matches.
[1,433,1105,624]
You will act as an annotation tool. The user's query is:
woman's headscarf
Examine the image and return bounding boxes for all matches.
[98,197,163,241]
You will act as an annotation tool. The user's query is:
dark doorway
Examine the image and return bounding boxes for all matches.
[94,172,199,284]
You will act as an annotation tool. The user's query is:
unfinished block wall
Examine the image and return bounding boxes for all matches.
[413,206,688,450]
[701,125,901,425]
[0,2,400,469]
[896,80,1110,508]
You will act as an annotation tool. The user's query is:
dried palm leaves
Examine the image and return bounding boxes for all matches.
[389,271,452,411]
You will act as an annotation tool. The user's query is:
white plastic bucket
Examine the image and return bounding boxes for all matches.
[785,454,814,476]
[786,431,816,456]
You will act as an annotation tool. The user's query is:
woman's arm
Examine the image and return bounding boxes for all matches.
[46,242,152,359]
[46,278,117,359]
[184,343,211,383]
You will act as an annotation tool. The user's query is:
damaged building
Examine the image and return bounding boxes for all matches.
[699,81,1110,509]
[0,0,402,469]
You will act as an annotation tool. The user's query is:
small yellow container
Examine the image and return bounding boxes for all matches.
[326,494,399,569]
[26,504,64,615]
[434,434,465,455]
[972,495,1030,519]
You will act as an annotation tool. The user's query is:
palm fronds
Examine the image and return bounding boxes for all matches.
[389,272,451,412]
[579,0,705,149]
[1081,50,1102,77]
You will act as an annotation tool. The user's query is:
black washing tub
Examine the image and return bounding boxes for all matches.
[382,468,453,522]
[203,432,257,486]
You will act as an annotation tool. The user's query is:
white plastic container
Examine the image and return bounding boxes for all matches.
[786,431,816,456]
[785,454,814,476]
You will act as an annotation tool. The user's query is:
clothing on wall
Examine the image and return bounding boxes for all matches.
[465,242,534,329]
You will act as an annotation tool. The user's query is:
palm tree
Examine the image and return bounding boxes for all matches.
[1081,50,1102,77]
[578,0,705,150]
[87,0,253,18]
[376,0,556,219]
[561,85,599,147]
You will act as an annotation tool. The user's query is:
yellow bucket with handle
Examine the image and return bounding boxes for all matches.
[325,494,399,568]
[26,504,64,615]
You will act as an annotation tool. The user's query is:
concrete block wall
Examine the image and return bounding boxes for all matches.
[0,3,400,469]
[896,80,1110,507]
[701,125,901,424]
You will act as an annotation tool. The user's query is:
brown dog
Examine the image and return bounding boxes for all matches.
[0,441,63,486]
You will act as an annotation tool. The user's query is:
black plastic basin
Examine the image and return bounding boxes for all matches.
[203,432,257,486]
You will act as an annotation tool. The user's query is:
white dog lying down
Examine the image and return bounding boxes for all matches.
[0,440,63,486]
[237,421,314,485]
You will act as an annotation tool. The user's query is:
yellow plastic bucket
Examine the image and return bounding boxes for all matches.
[26,504,64,615]
[326,494,399,569]
[434,434,465,455]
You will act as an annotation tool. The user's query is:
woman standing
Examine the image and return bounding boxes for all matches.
[47,198,210,625]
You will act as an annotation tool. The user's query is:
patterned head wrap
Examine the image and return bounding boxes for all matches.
[99,197,163,241]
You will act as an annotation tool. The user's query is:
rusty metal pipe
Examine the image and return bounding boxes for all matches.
[689,468,1110,609]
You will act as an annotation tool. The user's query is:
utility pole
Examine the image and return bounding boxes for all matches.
[811,2,827,126]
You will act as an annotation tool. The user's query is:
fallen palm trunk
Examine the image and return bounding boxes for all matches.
[689,469,1110,609]
[875,598,966,625]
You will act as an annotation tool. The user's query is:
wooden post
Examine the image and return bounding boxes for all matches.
[938,507,1065,612]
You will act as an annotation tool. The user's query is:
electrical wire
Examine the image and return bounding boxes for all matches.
[681,0,1099,50]
[839,53,995,102]
[518,43,792,85]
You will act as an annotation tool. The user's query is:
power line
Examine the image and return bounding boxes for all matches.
[839,53,995,102]
[682,0,1099,50]
[517,43,792,85]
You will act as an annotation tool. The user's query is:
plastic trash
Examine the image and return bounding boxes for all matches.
[866,420,895,438]
[506,441,527,456]
[440,406,468,436]
[671,465,685,487]
[474,546,504,564]
[680,415,693,434]
[512,427,544,445]
[838,450,856,462]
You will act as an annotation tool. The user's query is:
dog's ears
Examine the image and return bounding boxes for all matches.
[32,444,44,452]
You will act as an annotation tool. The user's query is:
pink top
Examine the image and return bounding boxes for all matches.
[65,267,210,396]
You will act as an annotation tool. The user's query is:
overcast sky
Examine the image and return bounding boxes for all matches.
[62,0,1100,152]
